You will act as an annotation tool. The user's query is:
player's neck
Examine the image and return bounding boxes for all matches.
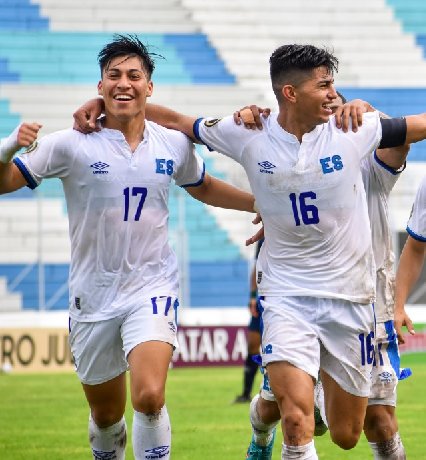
[103,114,146,152]
[277,108,318,143]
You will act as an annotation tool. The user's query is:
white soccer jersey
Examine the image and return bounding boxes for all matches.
[407,175,426,242]
[195,112,382,303]
[361,152,402,322]
[14,121,204,321]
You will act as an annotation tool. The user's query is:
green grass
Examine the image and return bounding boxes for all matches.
[0,353,424,459]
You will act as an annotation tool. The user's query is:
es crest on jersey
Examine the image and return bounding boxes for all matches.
[25,141,38,154]
[204,118,221,128]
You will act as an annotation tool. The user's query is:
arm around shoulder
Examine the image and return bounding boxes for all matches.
[185,173,256,212]
[146,103,198,141]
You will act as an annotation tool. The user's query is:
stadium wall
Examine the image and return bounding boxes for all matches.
[1,307,425,374]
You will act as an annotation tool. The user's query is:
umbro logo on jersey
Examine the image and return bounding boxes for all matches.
[258,161,276,174]
[145,445,170,459]
[90,161,110,174]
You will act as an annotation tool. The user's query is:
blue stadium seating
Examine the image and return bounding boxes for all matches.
[0,1,48,31]
[0,32,234,84]
[387,0,426,51]
[339,88,426,161]
[0,99,20,138]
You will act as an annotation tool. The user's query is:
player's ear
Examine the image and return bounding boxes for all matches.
[282,84,296,103]
[97,80,103,96]
[146,80,153,98]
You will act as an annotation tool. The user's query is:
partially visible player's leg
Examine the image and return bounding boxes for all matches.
[321,370,368,449]
[69,317,129,459]
[365,405,405,459]
[261,296,322,458]
[122,296,178,460]
[319,299,375,450]
[364,321,406,459]
[246,393,280,459]
[84,375,128,460]
[235,328,261,403]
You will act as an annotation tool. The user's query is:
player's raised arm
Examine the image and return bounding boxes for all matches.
[0,122,42,194]
[404,114,426,144]
[184,172,256,212]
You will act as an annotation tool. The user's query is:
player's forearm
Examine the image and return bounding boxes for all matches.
[0,162,26,194]
[0,125,22,164]
[395,236,426,310]
[146,103,197,141]
[405,113,426,144]
[376,144,410,170]
[187,175,255,212]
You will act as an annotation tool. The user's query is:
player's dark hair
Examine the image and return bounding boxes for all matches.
[98,34,158,78]
[269,44,339,103]
[336,90,347,104]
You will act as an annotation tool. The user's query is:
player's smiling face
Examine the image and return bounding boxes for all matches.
[98,55,153,121]
[295,66,337,125]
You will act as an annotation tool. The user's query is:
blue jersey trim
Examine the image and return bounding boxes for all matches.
[373,150,405,176]
[193,118,214,151]
[407,225,426,242]
[13,157,38,189]
[180,162,206,188]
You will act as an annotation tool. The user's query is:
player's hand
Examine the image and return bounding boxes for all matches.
[394,305,415,344]
[334,99,374,133]
[233,105,271,130]
[249,298,259,317]
[73,98,104,133]
[17,123,42,147]
[245,214,264,246]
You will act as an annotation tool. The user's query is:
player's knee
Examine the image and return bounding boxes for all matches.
[282,409,312,438]
[91,406,124,428]
[329,425,362,450]
[132,384,165,414]
[364,411,396,441]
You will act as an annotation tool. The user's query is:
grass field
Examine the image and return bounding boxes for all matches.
[0,353,424,459]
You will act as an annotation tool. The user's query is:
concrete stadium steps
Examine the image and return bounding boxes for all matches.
[36,0,198,33]
[0,199,70,264]
[0,84,270,137]
[182,0,426,88]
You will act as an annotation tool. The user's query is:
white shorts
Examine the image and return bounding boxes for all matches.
[69,296,179,385]
[368,320,400,407]
[260,296,375,397]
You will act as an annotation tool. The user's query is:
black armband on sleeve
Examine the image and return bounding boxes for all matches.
[379,117,407,149]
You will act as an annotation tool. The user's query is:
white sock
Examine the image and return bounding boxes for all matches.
[89,414,126,460]
[282,441,318,459]
[250,394,279,447]
[132,406,171,460]
[369,432,406,459]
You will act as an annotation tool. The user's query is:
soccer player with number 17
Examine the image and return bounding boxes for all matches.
[0,34,257,460]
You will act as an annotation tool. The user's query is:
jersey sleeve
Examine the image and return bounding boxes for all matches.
[13,129,77,189]
[169,131,205,187]
[354,111,382,160]
[407,176,426,242]
[360,150,402,196]
[193,115,251,162]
